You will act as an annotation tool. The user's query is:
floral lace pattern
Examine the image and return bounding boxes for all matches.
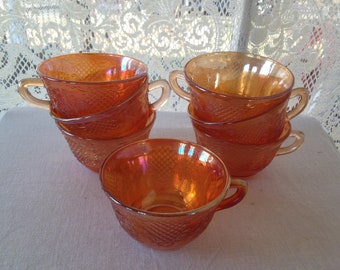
[0,0,339,149]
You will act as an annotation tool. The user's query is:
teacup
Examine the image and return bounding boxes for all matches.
[188,87,308,144]
[100,138,248,250]
[59,112,156,172]
[53,79,169,139]
[169,51,309,122]
[18,53,153,118]
[193,120,304,177]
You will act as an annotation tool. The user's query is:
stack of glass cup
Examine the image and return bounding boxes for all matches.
[170,52,308,177]
[19,53,170,172]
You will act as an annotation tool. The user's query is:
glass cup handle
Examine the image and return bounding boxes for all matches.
[215,178,248,211]
[276,130,305,156]
[287,88,309,120]
[169,70,191,101]
[148,79,171,111]
[18,78,50,110]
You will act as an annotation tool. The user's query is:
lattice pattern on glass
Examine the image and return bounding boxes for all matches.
[0,0,338,149]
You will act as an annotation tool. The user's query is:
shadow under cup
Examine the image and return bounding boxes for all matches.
[170,52,304,122]
[19,53,149,118]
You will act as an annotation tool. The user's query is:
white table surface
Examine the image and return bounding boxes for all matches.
[1,107,340,270]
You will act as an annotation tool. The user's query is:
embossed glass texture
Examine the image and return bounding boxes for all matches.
[188,87,308,144]
[37,53,148,118]
[0,0,338,149]
[101,138,248,250]
[193,120,305,177]
[53,81,151,139]
[170,52,302,122]
[59,112,155,173]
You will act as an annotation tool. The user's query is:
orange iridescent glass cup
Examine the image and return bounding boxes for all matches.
[193,120,304,177]
[53,79,169,139]
[188,86,308,144]
[100,138,248,250]
[18,53,170,139]
[60,112,156,173]
[18,53,150,118]
[169,52,309,122]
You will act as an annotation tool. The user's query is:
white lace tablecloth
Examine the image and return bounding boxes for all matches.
[1,107,340,270]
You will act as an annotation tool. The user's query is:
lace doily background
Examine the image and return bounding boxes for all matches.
[0,0,339,150]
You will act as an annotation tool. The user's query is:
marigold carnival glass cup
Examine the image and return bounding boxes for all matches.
[169,51,309,122]
[53,79,169,139]
[100,138,248,250]
[188,86,307,145]
[193,120,304,177]
[18,53,153,118]
[60,112,156,173]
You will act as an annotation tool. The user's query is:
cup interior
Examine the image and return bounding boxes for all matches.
[185,52,294,99]
[38,53,148,82]
[101,139,229,214]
